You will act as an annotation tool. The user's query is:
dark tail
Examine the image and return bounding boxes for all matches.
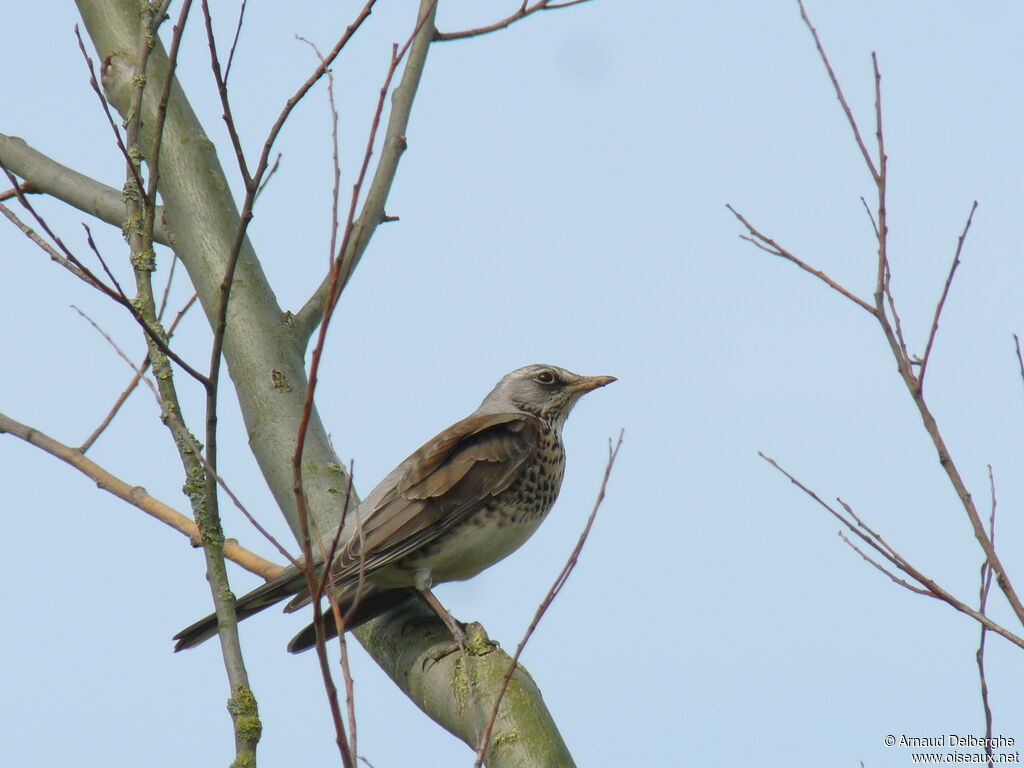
[287,588,416,653]
[172,565,311,652]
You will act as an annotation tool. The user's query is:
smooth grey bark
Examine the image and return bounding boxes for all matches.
[62,1,576,766]
[76,0,347,541]
[0,133,172,245]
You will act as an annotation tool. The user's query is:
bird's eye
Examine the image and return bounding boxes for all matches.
[535,370,558,385]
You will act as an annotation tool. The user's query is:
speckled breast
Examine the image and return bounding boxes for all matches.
[397,423,566,585]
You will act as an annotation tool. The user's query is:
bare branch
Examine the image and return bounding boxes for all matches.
[296,35,343,265]
[223,0,248,83]
[79,293,197,453]
[917,201,978,393]
[837,531,934,597]
[435,0,591,42]
[0,169,204,387]
[81,223,210,385]
[753,3,1024,636]
[0,134,172,244]
[0,198,111,292]
[257,0,378,194]
[71,304,160,404]
[74,24,149,204]
[796,0,878,181]
[977,465,997,766]
[199,0,253,185]
[254,152,282,201]
[727,203,878,316]
[858,196,878,237]
[293,0,436,342]
[0,411,281,580]
[881,259,910,363]
[869,53,891,317]
[760,452,1024,650]
[1014,335,1024,393]
[1,184,199,387]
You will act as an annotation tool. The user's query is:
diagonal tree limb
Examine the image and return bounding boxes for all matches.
[76,0,346,539]
[74,1,580,763]
[0,411,281,580]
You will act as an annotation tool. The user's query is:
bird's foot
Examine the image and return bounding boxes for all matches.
[420,622,498,671]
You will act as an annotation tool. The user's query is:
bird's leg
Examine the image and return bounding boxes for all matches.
[411,569,467,644]
[410,569,474,673]
[418,586,468,646]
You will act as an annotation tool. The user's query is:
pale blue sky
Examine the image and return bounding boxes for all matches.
[2,2,1023,766]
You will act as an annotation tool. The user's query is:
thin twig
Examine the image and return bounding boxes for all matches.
[156,251,180,321]
[71,305,160,403]
[859,196,878,237]
[296,36,343,264]
[882,259,910,363]
[311,467,360,764]
[726,204,877,316]
[837,531,933,597]
[474,431,624,766]
[0,169,207,386]
[291,0,437,341]
[795,0,878,181]
[435,0,591,41]
[254,153,282,201]
[869,53,890,315]
[80,293,197,453]
[144,0,194,245]
[73,25,149,204]
[224,0,248,83]
[81,223,209,384]
[200,0,251,183]
[1014,335,1024,393]
[0,199,106,291]
[917,201,978,393]
[977,466,997,767]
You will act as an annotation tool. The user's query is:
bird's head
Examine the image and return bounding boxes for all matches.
[479,364,615,427]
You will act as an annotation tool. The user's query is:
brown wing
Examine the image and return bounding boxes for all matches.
[283,411,538,612]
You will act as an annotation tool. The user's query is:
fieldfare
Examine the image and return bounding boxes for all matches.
[173,363,614,653]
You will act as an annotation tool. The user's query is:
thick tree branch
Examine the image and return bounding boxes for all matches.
[0,133,172,245]
[74,1,579,762]
[76,0,347,540]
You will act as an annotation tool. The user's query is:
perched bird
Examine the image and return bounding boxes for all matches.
[173,363,614,653]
